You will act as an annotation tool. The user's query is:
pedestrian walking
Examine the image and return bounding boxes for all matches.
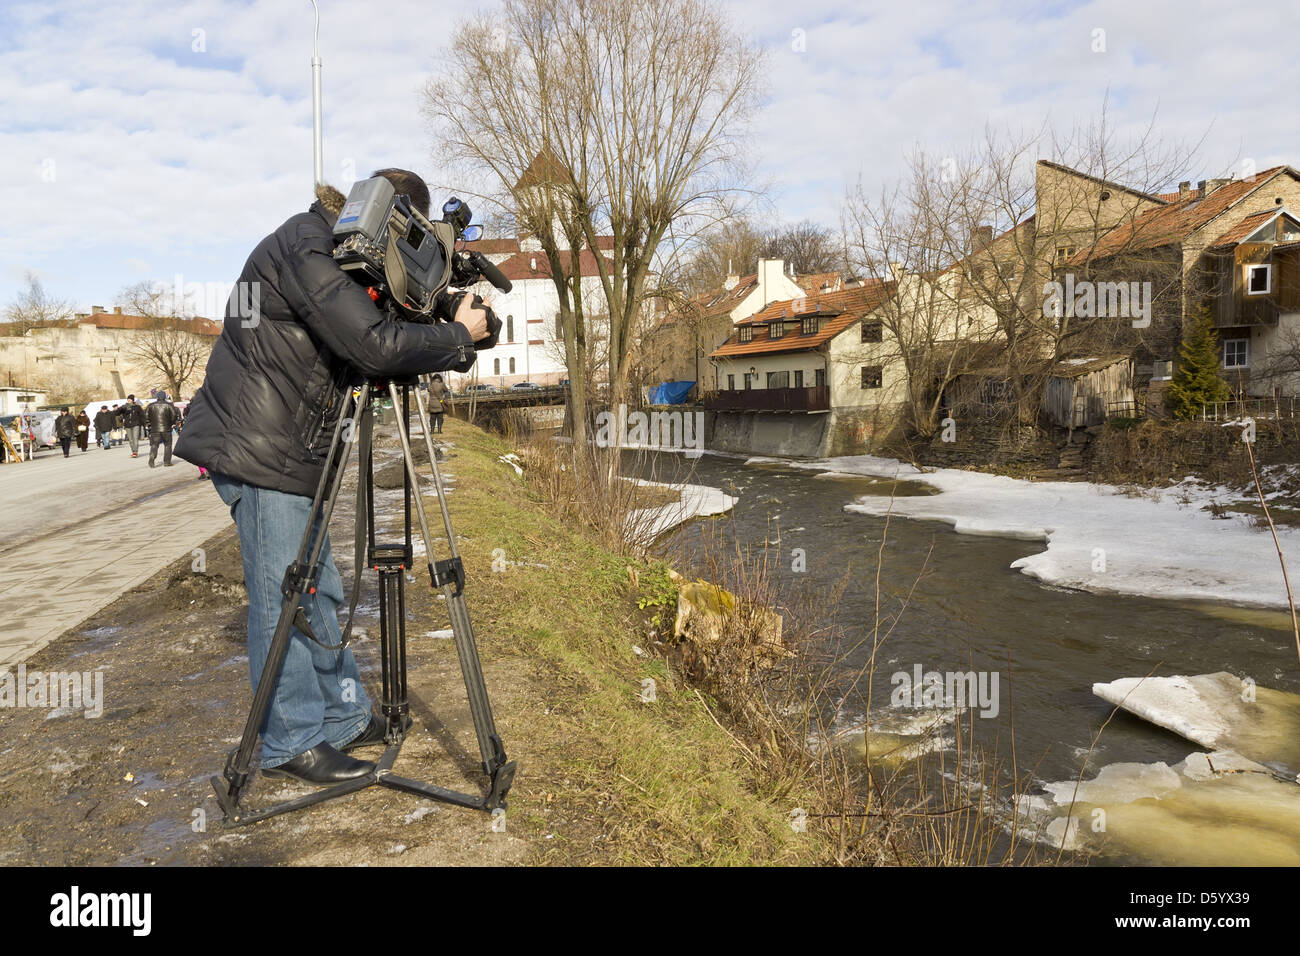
[146,390,178,467]
[54,407,77,457]
[119,394,144,458]
[111,404,127,446]
[93,405,115,450]
[75,409,90,451]
[428,374,449,434]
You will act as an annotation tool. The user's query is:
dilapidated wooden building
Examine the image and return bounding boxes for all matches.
[1041,355,1134,427]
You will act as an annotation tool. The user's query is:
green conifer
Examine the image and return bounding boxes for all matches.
[1165,306,1230,419]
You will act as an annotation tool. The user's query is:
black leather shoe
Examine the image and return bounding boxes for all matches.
[341,714,412,752]
[262,743,375,785]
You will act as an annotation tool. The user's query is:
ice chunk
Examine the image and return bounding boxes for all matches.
[1093,672,1300,779]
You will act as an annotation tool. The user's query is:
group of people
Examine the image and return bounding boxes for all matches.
[52,392,186,470]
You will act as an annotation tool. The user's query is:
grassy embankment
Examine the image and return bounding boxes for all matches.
[429,416,827,864]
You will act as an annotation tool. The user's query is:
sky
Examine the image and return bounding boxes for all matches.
[2,0,1298,314]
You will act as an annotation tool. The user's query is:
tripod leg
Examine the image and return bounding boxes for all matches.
[407,382,512,791]
[214,384,370,819]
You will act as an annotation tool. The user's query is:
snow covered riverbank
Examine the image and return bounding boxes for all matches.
[748,454,1300,609]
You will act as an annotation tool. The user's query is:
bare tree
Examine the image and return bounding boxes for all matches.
[424,0,764,445]
[670,218,844,296]
[842,171,1005,436]
[117,281,211,399]
[759,220,844,276]
[3,271,74,335]
[844,107,1201,432]
[670,219,766,295]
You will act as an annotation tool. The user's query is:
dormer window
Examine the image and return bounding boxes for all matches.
[801,315,819,335]
[770,321,785,339]
[738,325,753,343]
[1246,263,1272,295]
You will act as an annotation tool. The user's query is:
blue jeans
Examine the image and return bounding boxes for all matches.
[210,472,372,767]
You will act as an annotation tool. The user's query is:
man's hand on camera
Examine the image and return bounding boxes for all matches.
[450,293,501,350]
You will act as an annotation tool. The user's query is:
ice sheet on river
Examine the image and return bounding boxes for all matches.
[1093,672,1300,780]
[747,454,1300,608]
[1019,750,1300,865]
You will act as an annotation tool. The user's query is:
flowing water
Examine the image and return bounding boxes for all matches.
[637,451,1300,863]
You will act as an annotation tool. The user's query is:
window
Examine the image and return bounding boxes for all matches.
[493,358,500,375]
[770,321,785,339]
[506,314,515,342]
[793,370,804,388]
[1151,360,1173,381]
[1246,264,1272,295]
[1055,245,1076,264]
[767,370,789,389]
[738,325,753,343]
[743,372,755,390]
[509,357,516,374]
[1223,339,1250,369]
[801,315,819,335]
[861,365,883,389]
[861,321,883,343]
[814,368,826,387]
[727,374,735,390]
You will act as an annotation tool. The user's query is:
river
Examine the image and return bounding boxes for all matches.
[636,449,1300,863]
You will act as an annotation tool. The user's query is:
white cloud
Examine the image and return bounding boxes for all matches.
[0,0,1297,311]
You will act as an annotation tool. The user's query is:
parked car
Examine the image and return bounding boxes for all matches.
[462,384,501,396]
[510,382,540,391]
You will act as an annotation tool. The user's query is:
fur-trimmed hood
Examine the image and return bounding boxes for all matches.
[314,183,347,217]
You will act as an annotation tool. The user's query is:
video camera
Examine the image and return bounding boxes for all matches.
[331,177,512,320]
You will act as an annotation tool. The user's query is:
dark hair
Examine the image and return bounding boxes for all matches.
[372,168,430,218]
[128,394,135,400]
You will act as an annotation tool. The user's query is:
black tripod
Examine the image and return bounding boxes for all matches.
[211,377,515,827]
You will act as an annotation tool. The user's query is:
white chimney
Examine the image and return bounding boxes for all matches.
[724,258,738,290]
[756,258,785,307]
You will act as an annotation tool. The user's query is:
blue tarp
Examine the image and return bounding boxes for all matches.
[648,381,695,405]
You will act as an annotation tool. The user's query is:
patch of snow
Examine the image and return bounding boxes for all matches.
[625,479,736,546]
[752,453,1300,607]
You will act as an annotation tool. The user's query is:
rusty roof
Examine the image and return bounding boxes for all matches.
[77,313,222,335]
[711,282,896,359]
[658,274,760,327]
[1067,167,1291,264]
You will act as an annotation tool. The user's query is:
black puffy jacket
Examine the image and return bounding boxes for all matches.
[176,185,477,497]
[119,401,144,429]
[55,413,77,440]
[146,399,177,436]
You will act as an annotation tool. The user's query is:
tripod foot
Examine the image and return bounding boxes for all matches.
[486,760,517,811]
[211,775,243,827]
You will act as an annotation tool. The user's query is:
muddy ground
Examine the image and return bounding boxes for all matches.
[0,434,589,866]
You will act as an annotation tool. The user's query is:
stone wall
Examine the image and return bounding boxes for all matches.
[1091,418,1300,486]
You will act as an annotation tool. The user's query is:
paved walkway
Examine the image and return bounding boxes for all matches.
[0,441,232,666]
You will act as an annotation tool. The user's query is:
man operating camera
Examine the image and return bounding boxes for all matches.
[176,168,496,786]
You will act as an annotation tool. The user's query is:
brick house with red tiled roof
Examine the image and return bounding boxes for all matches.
[1061,165,1300,401]
[641,259,808,393]
[706,281,915,452]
